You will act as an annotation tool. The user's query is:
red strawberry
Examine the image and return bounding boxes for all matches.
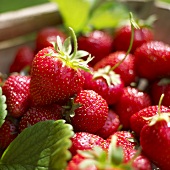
[150,78,170,107]
[69,132,109,157]
[30,28,92,106]
[64,90,108,134]
[0,119,18,150]
[113,24,153,53]
[18,104,62,132]
[107,131,137,152]
[129,150,152,170]
[2,74,31,118]
[78,30,113,66]
[140,118,170,170]
[9,46,35,73]
[35,27,67,52]
[95,109,120,139]
[66,153,97,170]
[134,41,170,81]
[130,105,170,137]
[114,86,151,130]
[93,51,137,86]
[81,65,124,105]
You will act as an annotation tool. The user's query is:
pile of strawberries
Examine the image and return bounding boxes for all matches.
[0,19,170,170]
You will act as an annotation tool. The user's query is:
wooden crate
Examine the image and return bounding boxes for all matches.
[0,1,170,73]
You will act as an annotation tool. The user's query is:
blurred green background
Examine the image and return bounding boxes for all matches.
[0,0,169,13]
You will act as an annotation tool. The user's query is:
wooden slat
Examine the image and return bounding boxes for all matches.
[0,2,62,42]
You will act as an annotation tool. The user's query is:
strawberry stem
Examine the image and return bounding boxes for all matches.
[111,12,139,71]
[69,27,78,60]
[158,93,164,116]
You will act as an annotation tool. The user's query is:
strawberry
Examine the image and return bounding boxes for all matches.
[134,41,170,81]
[66,153,97,170]
[107,131,137,152]
[129,150,152,170]
[2,74,31,118]
[9,46,35,73]
[130,105,170,137]
[112,24,153,53]
[30,28,92,106]
[114,86,151,130]
[149,78,170,107]
[140,118,170,170]
[69,132,109,157]
[18,104,62,132]
[67,135,140,170]
[0,119,18,150]
[93,51,137,86]
[77,30,113,66]
[95,109,120,139]
[35,27,67,52]
[81,65,124,105]
[64,89,108,134]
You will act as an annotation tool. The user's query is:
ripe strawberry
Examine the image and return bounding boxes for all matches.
[0,119,18,150]
[134,41,170,81]
[114,87,151,130]
[130,105,170,137]
[69,132,109,157]
[66,153,97,170]
[77,30,113,66]
[18,104,62,132]
[129,150,152,170]
[81,65,124,105]
[140,118,170,170]
[2,74,31,118]
[113,24,153,53]
[107,131,137,152]
[149,78,170,107]
[93,51,137,86]
[64,90,108,134]
[95,109,120,139]
[30,28,92,106]
[35,27,67,52]
[9,46,35,73]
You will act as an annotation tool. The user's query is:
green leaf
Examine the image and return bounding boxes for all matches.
[51,0,96,33]
[75,50,89,59]
[0,87,7,128]
[0,119,74,170]
[87,1,129,30]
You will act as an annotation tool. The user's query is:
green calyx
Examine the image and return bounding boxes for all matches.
[143,94,170,126]
[62,97,82,123]
[93,65,121,87]
[78,135,134,170]
[51,27,93,72]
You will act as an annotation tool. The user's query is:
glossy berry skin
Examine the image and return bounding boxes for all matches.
[70,90,108,134]
[140,120,170,170]
[66,153,98,170]
[81,69,124,105]
[130,105,170,137]
[94,51,137,86]
[134,41,170,81]
[113,25,153,53]
[18,104,62,132]
[35,27,66,52]
[95,110,120,139]
[115,87,151,130]
[69,132,109,157]
[150,78,170,107]
[30,47,85,106]
[2,75,31,118]
[78,30,113,66]
[0,119,18,150]
[9,46,35,73]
